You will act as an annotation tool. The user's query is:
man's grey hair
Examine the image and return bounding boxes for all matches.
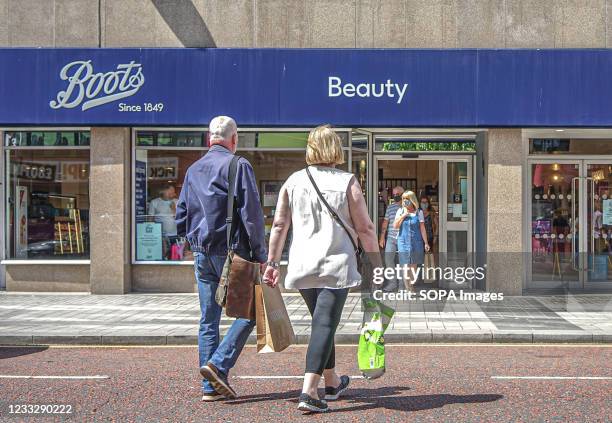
[209,116,237,143]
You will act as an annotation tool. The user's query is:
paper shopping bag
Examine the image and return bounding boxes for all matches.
[255,284,295,353]
[423,252,436,283]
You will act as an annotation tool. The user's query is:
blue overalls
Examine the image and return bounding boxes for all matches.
[397,211,425,265]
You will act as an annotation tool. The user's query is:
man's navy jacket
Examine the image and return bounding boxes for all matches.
[175,144,267,263]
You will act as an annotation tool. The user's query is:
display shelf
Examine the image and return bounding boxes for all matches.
[53,209,85,255]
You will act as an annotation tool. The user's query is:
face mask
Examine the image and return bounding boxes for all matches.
[420,202,428,209]
[393,195,402,202]
[403,200,411,207]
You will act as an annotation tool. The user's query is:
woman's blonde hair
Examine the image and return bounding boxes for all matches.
[305,124,345,166]
[402,191,419,210]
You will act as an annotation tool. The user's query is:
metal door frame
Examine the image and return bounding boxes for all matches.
[583,159,612,289]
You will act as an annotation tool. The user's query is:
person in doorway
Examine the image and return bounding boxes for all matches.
[394,191,430,290]
[419,194,437,252]
[149,184,178,259]
[175,116,266,401]
[263,125,380,413]
[378,186,404,292]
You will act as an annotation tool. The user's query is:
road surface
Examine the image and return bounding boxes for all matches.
[0,344,610,422]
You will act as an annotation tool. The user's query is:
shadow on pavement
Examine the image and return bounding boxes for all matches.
[0,346,49,360]
[228,389,302,405]
[226,386,503,413]
[333,387,503,413]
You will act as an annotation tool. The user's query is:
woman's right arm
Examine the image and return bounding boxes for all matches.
[263,187,291,287]
[393,210,406,230]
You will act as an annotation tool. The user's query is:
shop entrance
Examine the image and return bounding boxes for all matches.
[375,155,475,289]
[529,160,612,290]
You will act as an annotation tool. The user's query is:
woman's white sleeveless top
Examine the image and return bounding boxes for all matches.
[282,165,361,290]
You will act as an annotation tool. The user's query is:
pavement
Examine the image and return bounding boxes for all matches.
[0,345,610,421]
[1,291,611,345]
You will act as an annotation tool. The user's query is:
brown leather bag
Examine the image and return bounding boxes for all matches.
[215,156,260,320]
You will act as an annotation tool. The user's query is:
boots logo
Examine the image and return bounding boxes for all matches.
[50,60,145,111]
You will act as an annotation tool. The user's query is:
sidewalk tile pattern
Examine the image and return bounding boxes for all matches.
[0,293,610,344]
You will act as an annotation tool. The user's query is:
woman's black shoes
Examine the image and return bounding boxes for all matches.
[324,375,350,400]
[297,393,329,413]
[297,375,350,412]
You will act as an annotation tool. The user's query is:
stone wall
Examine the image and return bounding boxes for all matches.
[0,0,609,48]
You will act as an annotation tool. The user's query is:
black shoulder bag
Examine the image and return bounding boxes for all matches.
[215,156,260,320]
[305,167,373,287]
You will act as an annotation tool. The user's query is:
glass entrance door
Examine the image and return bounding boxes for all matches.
[584,161,612,288]
[442,160,471,262]
[529,160,612,289]
[438,158,474,288]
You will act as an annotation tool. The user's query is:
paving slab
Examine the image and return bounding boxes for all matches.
[0,292,611,345]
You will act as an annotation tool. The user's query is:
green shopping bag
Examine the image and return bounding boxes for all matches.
[358,297,395,380]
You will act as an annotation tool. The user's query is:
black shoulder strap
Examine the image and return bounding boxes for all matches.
[226,156,240,250]
[305,167,359,252]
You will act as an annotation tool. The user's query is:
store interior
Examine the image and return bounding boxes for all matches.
[377,159,440,254]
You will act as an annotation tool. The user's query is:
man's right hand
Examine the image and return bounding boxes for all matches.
[379,238,385,249]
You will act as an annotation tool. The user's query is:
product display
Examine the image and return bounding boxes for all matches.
[53,209,86,256]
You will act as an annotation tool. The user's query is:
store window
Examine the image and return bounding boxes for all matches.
[530,138,612,155]
[351,151,368,199]
[133,130,350,263]
[242,149,348,261]
[134,131,205,262]
[4,131,90,260]
[529,163,578,282]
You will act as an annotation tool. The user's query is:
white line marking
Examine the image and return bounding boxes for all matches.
[0,375,109,380]
[492,376,612,380]
[234,375,364,380]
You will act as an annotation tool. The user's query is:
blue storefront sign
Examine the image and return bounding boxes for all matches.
[134,159,147,218]
[2,48,612,127]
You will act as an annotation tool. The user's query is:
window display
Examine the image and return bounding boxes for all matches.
[5,131,90,259]
[530,138,612,155]
[530,163,578,281]
[240,150,348,261]
[133,130,351,263]
[134,148,202,262]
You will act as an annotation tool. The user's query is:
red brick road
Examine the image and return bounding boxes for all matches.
[0,345,610,422]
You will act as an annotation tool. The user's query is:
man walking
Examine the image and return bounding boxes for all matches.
[176,116,266,401]
[378,186,404,292]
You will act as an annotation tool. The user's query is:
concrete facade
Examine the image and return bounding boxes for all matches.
[1,0,612,49]
[0,1,609,294]
[486,129,523,296]
[89,127,131,294]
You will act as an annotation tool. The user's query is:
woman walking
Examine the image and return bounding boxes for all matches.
[394,191,430,290]
[419,194,437,252]
[263,125,380,413]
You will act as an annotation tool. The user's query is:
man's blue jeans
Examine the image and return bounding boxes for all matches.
[383,236,399,292]
[194,252,256,394]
